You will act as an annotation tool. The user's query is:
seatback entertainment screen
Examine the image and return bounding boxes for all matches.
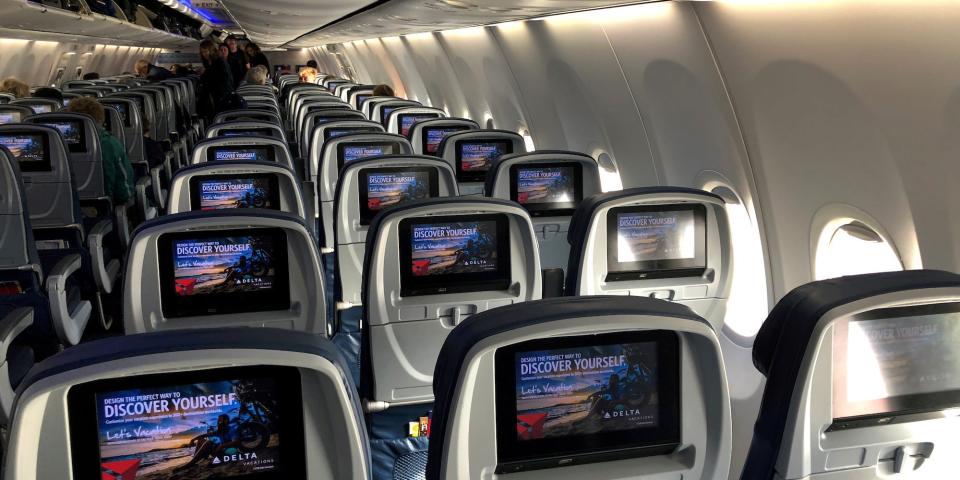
[456,140,512,182]
[0,111,21,124]
[324,126,379,140]
[605,204,707,281]
[831,302,960,429]
[358,167,439,225]
[510,163,583,216]
[422,126,471,156]
[0,132,51,172]
[189,174,281,211]
[67,366,306,480]
[398,113,439,136]
[495,331,681,473]
[207,146,275,163]
[110,102,131,126]
[29,103,52,114]
[220,128,273,138]
[158,228,290,318]
[399,213,511,296]
[337,142,398,170]
[41,120,86,152]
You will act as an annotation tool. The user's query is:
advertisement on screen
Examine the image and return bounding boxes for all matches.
[425,128,462,155]
[516,167,575,205]
[212,149,269,162]
[616,211,695,263]
[459,142,505,173]
[399,115,435,136]
[0,134,44,163]
[171,236,277,297]
[198,178,274,210]
[96,378,282,479]
[514,342,659,441]
[409,220,499,277]
[0,112,20,124]
[46,121,82,145]
[366,171,431,213]
[343,145,390,163]
[835,311,960,418]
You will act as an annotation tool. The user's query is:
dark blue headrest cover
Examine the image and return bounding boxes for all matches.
[425,295,706,480]
[742,269,960,480]
[564,186,722,295]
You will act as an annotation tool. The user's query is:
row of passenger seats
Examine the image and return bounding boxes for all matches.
[0,71,955,480]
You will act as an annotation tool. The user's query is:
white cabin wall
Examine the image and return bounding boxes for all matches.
[695,1,952,293]
[0,38,161,86]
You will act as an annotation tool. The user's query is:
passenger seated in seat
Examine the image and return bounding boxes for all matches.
[82,72,100,80]
[244,65,269,86]
[299,67,318,83]
[142,117,164,168]
[372,84,394,97]
[31,87,63,104]
[133,59,173,81]
[306,60,319,69]
[1,78,28,98]
[66,97,134,204]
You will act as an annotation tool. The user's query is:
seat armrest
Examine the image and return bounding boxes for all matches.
[46,254,93,346]
[0,308,33,366]
[114,202,134,250]
[149,165,166,209]
[87,219,121,295]
[0,307,33,425]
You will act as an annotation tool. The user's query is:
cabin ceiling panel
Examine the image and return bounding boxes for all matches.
[218,0,370,47]
[285,0,652,47]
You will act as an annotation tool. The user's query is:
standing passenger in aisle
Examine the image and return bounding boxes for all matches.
[245,42,270,73]
[197,40,235,124]
[225,35,248,88]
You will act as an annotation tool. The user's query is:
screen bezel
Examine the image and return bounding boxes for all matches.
[336,141,400,171]
[188,173,282,212]
[358,166,440,225]
[397,112,440,136]
[509,162,583,216]
[604,204,708,282]
[829,302,960,431]
[0,131,52,172]
[206,145,277,163]
[66,365,306,480]
[43,120,87,153]
[398,213,512,297]
[158,227,291,318]
[455,139,513,183]
[494,330,682,473]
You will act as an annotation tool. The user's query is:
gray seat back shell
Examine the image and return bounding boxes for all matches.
[167,161,307,220]
[0,124,77,229]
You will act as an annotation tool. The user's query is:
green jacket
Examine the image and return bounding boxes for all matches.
[99,128,134,205]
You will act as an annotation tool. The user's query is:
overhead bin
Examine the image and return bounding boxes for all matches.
[0,1,198,48]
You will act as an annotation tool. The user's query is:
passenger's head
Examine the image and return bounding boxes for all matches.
[199,40,220,64]
[306,59,318,69]
[32,87,63,103]
[1,78,29,98]
[299,66,318,83]
[134,59,150,77]
[219,44,229,59]
[245,42,262,57]
[372,84,394,97]
[226,35,238,52]
[65,96,105,126]
[82,72,100,80]
[245,65,268,86]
